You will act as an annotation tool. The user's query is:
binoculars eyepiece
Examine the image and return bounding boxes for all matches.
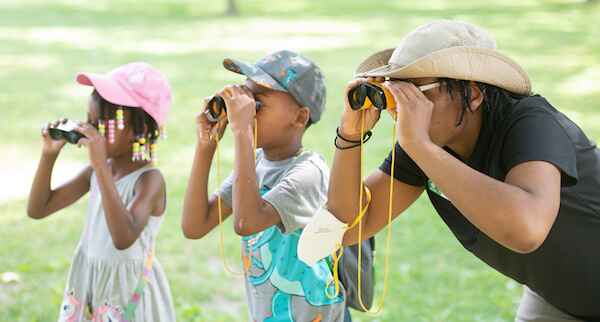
[347,82,396,111]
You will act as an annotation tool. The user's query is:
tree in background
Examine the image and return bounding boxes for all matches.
[226,0,238,16]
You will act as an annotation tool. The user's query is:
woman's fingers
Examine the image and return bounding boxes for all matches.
[382,81,407,108]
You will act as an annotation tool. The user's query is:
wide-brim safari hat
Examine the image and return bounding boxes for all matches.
[356,20,532,95]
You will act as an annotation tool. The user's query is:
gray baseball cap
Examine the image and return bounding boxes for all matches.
[222,50,326,123]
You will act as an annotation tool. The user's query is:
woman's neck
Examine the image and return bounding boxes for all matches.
[447,109,483,161]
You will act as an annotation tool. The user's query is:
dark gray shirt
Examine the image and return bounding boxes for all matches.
[380,95,600,320]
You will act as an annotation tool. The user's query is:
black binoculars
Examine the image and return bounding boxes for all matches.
[48,120,85,144]
[204,95,262,123]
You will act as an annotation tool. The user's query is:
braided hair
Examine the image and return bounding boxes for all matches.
[438,78,529,126]
[91,90,159,144]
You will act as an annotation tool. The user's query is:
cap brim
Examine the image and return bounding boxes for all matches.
[357,46,531,95]
[75,73,139,107]
[222,58,286,91]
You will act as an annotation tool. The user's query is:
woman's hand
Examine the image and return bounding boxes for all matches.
[382,81,435,153]
[339,77,383,140]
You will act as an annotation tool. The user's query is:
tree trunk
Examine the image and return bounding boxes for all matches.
[225,0,238,16]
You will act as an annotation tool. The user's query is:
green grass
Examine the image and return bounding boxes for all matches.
[1,0,599,321]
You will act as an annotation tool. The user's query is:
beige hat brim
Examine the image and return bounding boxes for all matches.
[356,46,531,95]
[354,48,395,75]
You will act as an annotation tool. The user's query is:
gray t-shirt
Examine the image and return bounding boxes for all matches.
[219,149,329,234]
[219,149,345,321]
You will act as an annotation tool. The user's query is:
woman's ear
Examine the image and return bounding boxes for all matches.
[295,106,311,128]
[469,81,485,112]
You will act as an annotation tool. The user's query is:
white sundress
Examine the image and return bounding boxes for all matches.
[57,166,176,322]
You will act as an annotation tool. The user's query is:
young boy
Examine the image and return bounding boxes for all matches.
[181,50,346,321]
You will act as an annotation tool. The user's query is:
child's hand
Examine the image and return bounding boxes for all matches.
[41,118,68,155]
[197,97,228,147]
[219,85,256,134]
[340,78,383,140]
[75,122,108,170]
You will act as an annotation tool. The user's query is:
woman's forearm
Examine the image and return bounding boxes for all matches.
[327,141,367,224]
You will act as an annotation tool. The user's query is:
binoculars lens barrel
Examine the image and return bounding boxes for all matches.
[48,120,85,144]
[204,95,262,123]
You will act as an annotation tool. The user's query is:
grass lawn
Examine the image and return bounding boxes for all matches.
[1,0,599,321]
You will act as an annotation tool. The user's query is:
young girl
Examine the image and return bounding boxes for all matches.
[27,62,176,322]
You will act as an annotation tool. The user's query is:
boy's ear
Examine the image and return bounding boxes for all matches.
[295,106,311,128]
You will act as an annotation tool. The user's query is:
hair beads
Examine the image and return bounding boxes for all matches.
[98,120,106,137]
[144,139,151,161]
[107,119,116,144]
[98,106,122,144]
[93,91,163,164]
[116,108,125,130]
[129,128,165,163]
[138,137,146,161]
[150,143,158,164]
[132,141,141,162]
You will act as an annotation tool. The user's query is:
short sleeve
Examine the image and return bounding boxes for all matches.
[379,143,428,187]
[217,172,234,207]
[502,112,578,186]
[263,159,329,234]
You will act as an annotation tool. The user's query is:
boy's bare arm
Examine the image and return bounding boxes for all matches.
[230,126,281,236]
[182,142,233,239]
[182,107,231,239]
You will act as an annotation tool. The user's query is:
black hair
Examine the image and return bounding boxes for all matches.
[91,90,159,144]
[438,78,528,126]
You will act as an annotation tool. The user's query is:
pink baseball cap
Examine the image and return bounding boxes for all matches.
[76,62,172,126]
